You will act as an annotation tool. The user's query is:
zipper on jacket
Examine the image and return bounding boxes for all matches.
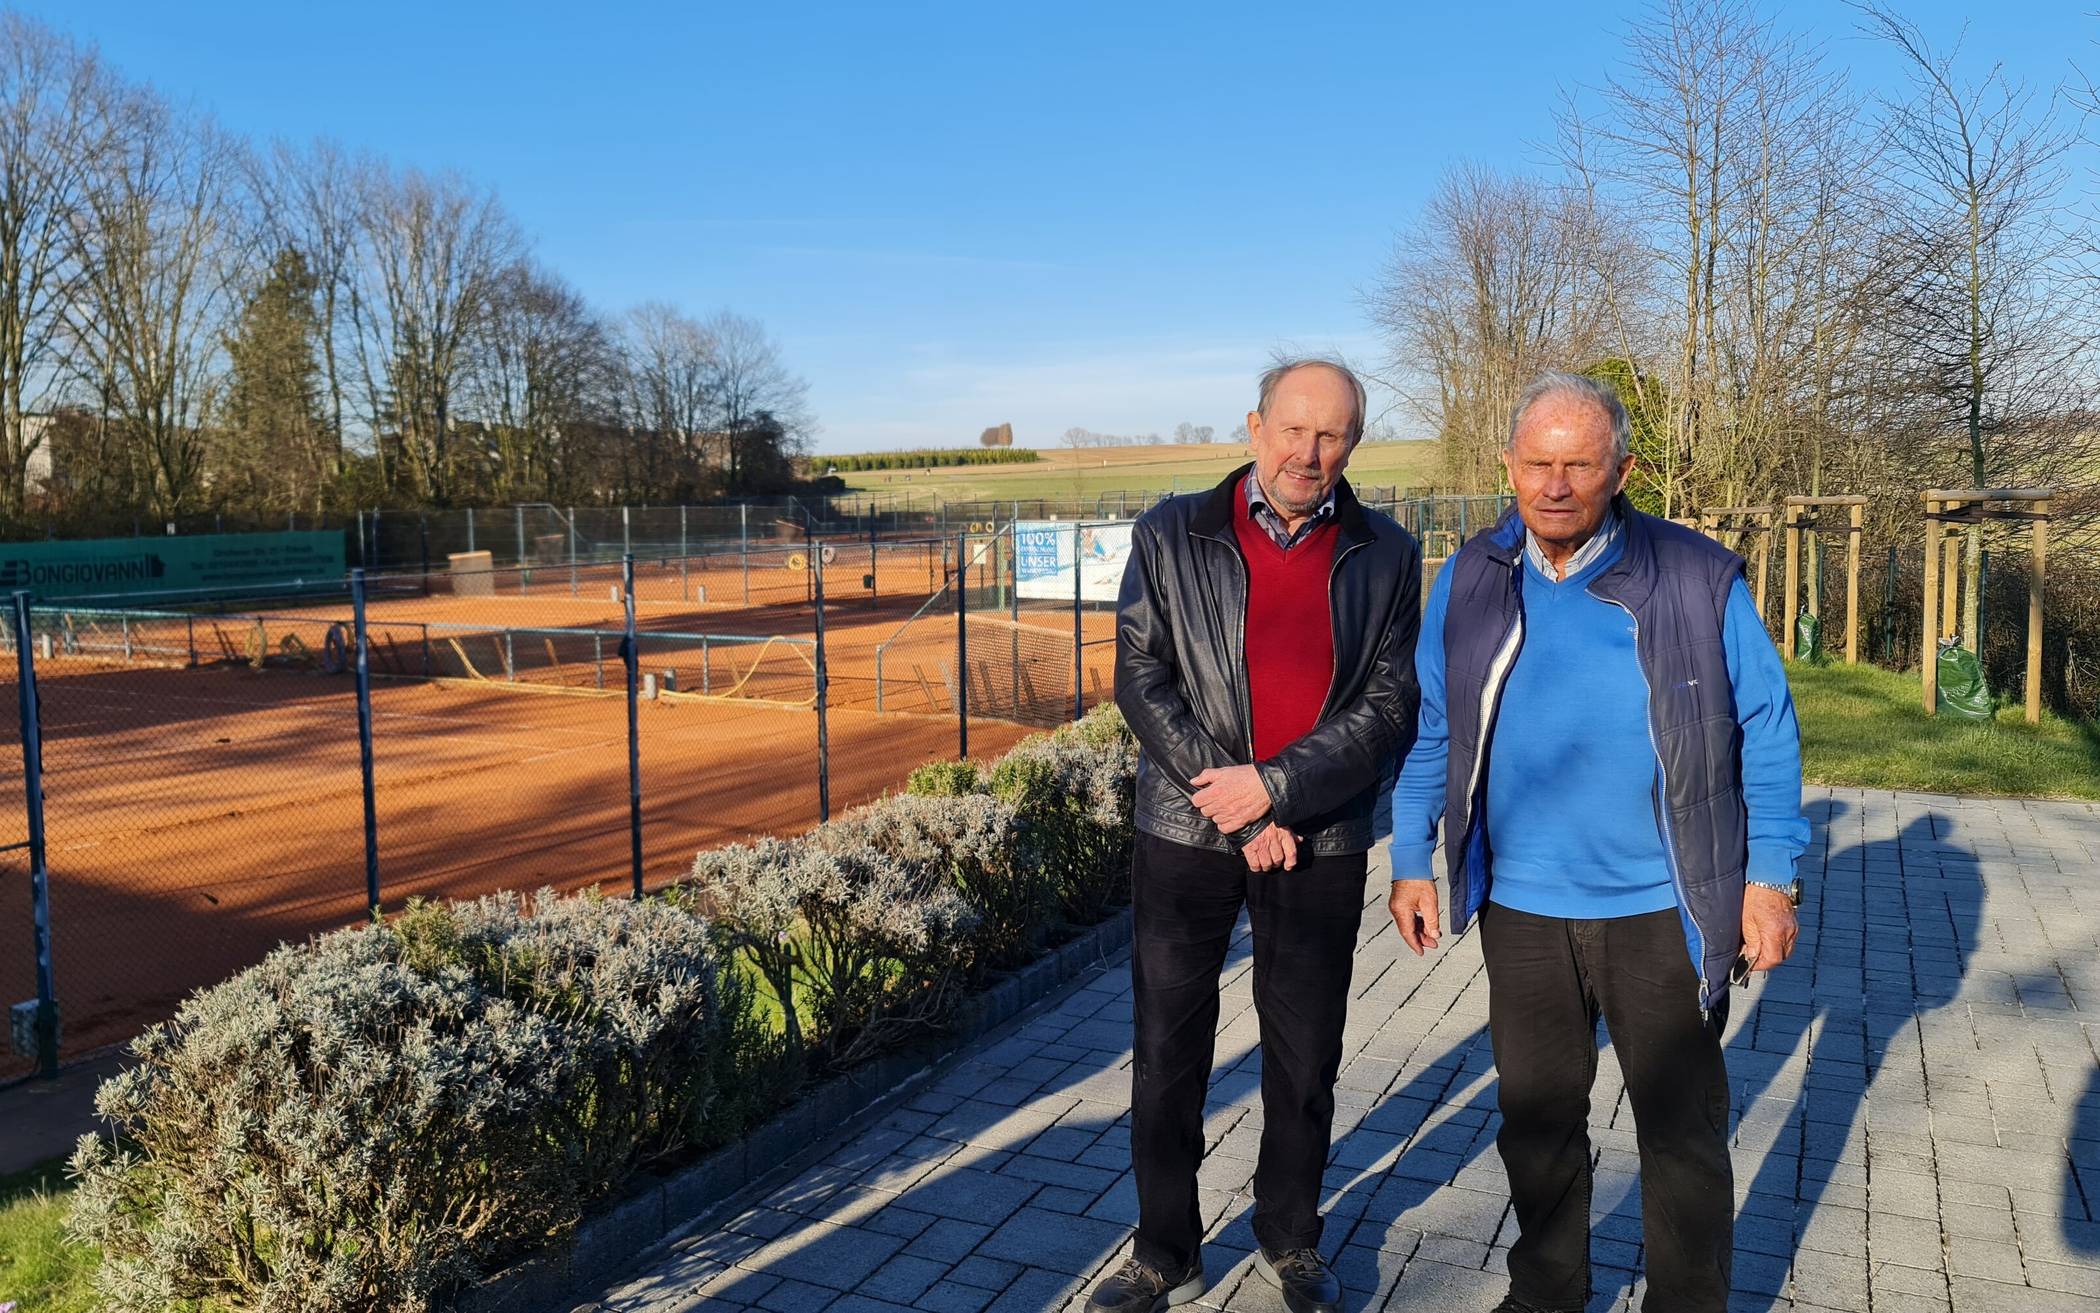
[1315,539,1371,722]
[1591,588,1709,1012]
[1461,589,1524,918]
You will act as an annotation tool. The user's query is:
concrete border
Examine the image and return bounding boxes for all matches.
[457,908,1135,1313]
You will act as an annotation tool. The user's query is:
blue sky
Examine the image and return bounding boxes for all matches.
[27,1,2095,453]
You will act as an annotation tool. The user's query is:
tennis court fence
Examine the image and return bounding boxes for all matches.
[0,529,1134,1087]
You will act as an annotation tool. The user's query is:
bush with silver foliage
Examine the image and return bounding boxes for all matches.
[68,890,758,1313]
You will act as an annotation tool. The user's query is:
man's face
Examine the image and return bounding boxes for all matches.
[1500,394,1633,552]
[1245,365,1359,518]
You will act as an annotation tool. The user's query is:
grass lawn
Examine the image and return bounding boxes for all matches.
[1791,661,2100,800]
[0,1158,95,1313]
[832,440,1442,504]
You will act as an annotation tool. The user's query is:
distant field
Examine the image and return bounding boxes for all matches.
[831,441,1443,503]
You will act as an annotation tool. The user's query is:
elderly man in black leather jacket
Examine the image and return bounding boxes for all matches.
[1086,357,1421,1313]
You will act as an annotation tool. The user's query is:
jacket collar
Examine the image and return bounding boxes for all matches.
[1191,461,1373,547]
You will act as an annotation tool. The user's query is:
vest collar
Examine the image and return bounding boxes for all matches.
[1477,494,1659,608]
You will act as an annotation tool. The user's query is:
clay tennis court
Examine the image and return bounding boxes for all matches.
[0,543,1123,1079]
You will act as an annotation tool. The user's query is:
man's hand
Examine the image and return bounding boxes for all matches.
[1388,880,1441,955]
[1241,823,1299,872]
[1190,764,1272,833]
[1739,885,1799,974]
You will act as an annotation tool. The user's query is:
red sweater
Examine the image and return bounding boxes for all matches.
[1233,485,1338,761]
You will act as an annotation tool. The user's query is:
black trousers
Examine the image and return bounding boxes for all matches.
[1129,832,1366,1273]
[1479,903,1734,1313]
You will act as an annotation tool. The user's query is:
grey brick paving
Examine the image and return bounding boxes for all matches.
[580,790,2100,1311]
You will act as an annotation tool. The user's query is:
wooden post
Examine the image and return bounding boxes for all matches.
[1922,498,1940,712]
[1752,525,1770,629]
[1940,515,1961,640]
[1781,504,1802,659]
[1845,501,1863,664]
[2027,499,2049,725]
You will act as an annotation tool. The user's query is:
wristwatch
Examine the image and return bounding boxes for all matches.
[1747,878,1802,907]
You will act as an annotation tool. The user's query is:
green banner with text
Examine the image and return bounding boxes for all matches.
[0,532,346,601]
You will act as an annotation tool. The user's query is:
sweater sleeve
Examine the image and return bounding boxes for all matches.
[1722,577,1810,883]
[1388,557,1454,881]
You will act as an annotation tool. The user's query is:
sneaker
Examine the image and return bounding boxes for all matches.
[1491,1296,1576,1313]
[1254,1247,1343,1313]
[1084,1255,1207,1312]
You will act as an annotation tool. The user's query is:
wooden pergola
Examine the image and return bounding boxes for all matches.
[1697,505,1776,629]
[1921,489,2053,724]
[1781,495,1867,663]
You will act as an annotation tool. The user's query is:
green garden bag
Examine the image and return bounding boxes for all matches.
[1934,641,1993,721]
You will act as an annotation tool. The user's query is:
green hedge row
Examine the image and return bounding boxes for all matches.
[68,707,1137,1311]
[818,448,1042,473]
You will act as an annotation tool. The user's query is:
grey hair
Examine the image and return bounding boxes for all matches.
[1507,371,1631,462]
[1257,356,1367,444]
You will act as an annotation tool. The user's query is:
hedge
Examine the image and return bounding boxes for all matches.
[68,705,1138,1311]
[816,448,1041,473]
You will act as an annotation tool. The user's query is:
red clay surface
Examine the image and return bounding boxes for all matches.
[0,642,1035,1082]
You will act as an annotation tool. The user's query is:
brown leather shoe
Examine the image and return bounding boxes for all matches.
[1255,1247,1343,1313]
[1084,1256,1207,1312]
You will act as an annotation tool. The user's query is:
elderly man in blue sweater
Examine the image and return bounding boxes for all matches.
[1389,371,1808,1313]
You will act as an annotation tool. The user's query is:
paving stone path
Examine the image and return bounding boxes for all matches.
[580,788,2100,1313]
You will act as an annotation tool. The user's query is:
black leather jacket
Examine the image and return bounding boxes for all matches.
[1114,465,1422,855]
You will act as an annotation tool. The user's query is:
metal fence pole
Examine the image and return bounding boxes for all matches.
[12,592,59,1077]
[622,505,632,557]
[467,506,475,554]
[351,571,380,915]
[514,504,526,573]
[623,554,643,899]
[741,505,751,603]
[1072,523,1085,722]
[1883,547,1899,665]
[680,506,690,601]
[813,544,831,822]
[955,532,969,760]
[568,507,578,596]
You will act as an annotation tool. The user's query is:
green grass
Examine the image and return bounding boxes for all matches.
[1792,661,2100,799]
[833,441,1442,504]
[0,1157,96,1313]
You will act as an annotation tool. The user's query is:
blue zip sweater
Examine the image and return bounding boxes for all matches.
[1391,544,1808,909]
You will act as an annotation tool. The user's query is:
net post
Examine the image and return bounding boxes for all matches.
[955,531,968,760]
[13,591,59,1078]
[813,542,831,823]
[352,571,380,916]
[1072,523,1084,723]
[623,554,643,898]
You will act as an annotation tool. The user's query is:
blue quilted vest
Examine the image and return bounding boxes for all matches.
[1443,498,1749,1010]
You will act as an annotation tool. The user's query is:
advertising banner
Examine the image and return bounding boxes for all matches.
[0,531,347,601]
[1014,520,1133,603]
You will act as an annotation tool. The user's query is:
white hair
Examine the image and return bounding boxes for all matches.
[1508,371,1630,462]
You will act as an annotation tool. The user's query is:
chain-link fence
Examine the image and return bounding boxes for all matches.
[0,525,1158,1084]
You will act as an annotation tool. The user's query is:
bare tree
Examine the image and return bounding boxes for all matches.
[66,84,247,519]
[1371,162,1631,494]
[248,138,364,483]
[466,260,619,502]
[1856,0,2085,643]
[705,311,811,492]
[620,301,717,498]
[0,13,112,517]
[350,165,519,504]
